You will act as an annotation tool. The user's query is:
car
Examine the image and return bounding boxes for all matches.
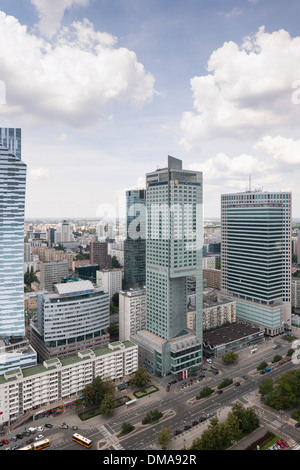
[71,426,78,430]
[45,423,53,428]
[199,417,207,422]
[26,438,34,445]
[1,439,9,445]
[173,430,182,436]
[166,386,170,392]
[217,389,223,394]
[260,370,265,374]
[295,422,300,428]
[22,431,30,437]
[192,421,198,426]
[37,427,43,432]
[182,381,187,386]
[10,436,17,442]
[35,434,44,441]
[235,382,240,386]
[15,434,23,439]
[183,425,191,430]
[0,442,3,447]
[60,423,68,429]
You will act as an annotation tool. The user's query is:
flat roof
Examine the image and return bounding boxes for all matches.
[203,322,263,348]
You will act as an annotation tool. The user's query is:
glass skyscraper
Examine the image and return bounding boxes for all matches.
[221,190,291,335]
[131,156,203,376]
[0,128,26,339]
[123,189,146,289]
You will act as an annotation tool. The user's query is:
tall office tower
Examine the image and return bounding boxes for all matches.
[123,189,146,288]
[0,128,26,338]
[131,156,203,377]
[0,128,37,374]
[221,190,292,336]
[90,240,112,269]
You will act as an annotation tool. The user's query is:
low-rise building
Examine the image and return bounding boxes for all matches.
[0,341,138,426]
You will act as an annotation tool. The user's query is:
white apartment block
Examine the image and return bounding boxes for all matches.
[0,341,138,426]
[119,288,146,342]
[96,268,122,300]
[187,300,236,331]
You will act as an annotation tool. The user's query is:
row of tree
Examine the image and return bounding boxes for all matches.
[259,369,300,410]
[189,402,259,450]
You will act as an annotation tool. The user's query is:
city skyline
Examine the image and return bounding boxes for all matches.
[0,1,299,219]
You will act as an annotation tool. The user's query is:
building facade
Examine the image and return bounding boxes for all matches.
[96,268,122,300]
[40,260,69,292]
[132,156,203,376]
[119,288,146,341]
[30,281,110,361]
[0,128,26,339]
[0,341,138,426]
[221,190,292,335]
[123,189,146,288]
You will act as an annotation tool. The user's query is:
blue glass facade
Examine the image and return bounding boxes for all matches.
[0,128,26,338]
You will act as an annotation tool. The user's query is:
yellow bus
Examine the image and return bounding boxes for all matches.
[72,433,92,448]
[19,438,50,450]
[33,439,50,450]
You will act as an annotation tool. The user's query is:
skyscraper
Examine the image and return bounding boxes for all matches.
[221,190,292,336]
[0,128,26,338]
[131,156,203,376]
[123,189,146,288]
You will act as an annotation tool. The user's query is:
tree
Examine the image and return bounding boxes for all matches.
[197,386,214,399]
[100,393,115,416]
[157,426,172,450]
[259,377,274,400]
[257,361,268,371]
[111,292,119,308]
[142,408,163,425]
[112,255,121,268]
[221,351,239,365]
[130,365,149,387]
[121,422,135,435]
[82,376,114,406]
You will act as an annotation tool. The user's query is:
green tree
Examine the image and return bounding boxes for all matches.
[257,361,268,371]
[259,377,274,400]
[121,422,135,435]
[221,351,239,365]
[130,365,149,387]
[272,354,282,363]
[197,386,214,399]
[142,408,163,425]
[111,292,119,308]
[99,393,115,416]
[112,255,121,268]
[82,376,114,406]
[157,426,172,450]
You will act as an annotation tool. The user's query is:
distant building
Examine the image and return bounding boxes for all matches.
[96,268,122,300]
[90,240,112,269]
[40,260,69,292]
[203,268,221,289]
[123,189,146,288]
[187,299,236,331]
[119,288,146,341]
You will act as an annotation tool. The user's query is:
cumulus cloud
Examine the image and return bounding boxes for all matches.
[0,12,156,127]
[31,0,89,38]
[29,167,51,180]
[180,27,300,149]
[254,135,300,165]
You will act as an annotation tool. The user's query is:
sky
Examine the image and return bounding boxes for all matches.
[0,0,300,219]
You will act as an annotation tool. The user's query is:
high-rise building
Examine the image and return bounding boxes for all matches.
[131,156,203,377]
[0,128,26,338]
[123,189,146,288]
[119,288,146,342]
[0,128,37,374]
[221,190,292,335]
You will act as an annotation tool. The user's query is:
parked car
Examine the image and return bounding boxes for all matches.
[45,423,53,429]
[35,434,44,441]
[60,423,68,429]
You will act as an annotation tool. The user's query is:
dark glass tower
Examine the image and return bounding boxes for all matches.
[123,189,146,289]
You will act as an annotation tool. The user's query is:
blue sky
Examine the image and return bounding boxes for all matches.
[0,0,300,218]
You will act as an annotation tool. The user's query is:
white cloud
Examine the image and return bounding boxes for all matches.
[29,167,51,180]
[180,27,300,149]
[254,135,300,165]
[31,0,89,38]
[0,12,156,127]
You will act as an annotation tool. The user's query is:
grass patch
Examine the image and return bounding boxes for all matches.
[133,385,159,399]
